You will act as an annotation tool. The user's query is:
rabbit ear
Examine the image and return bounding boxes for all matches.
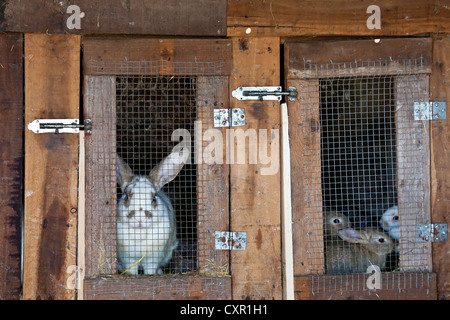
[117,155,134,192]
[338,228,366,244]
[149,148,189,192]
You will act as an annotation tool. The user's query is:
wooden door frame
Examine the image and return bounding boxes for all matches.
[81,38,232,300]
[284,37,438,300]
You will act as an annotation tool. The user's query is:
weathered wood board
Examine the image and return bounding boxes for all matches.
[0,33,23,300]
[84,276,231,300]
[430,34,450,301]
[294,273,437,300]
[287,79,324,276]
[82,38,232,76]
[285,38,433,80]
[230,37,282,299]
[23,34,80,300]
[0,0,226,36]
[228,0,450,37]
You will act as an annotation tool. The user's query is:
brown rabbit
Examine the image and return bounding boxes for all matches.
[323,211,352,238]
[325,228,394,274]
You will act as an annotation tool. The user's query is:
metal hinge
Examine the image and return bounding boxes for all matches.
[28,119,92,134]
[414,101,446,120]
[214,108,246,127]
[215,231,247,250]
[417,223,448,242]
[232,86,298,102]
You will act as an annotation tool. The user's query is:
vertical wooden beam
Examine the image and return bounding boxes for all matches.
[23,34,80,300]
[430,34,450,300]
[83,76,117,277]
[396,75,431,272]
[0,33,23,300]
[196,77,230,272]
[77,131,86,299]
[230,37,282,300]
[287,79,324,275]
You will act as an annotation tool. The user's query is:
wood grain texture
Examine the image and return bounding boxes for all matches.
[83,76,117,278]
[0,33,23,300]
[0,0,226,36]
[230,37,282,300]
[396,75,432,272]
[285,38,433,79]
[83,38,232,76]
[84,276,231,300]
[196,77,230,272]
[23,34,80,300]
[430,34,450,300]
[227,0,450,37]
[294,273,437,300]
[287,79,324,276]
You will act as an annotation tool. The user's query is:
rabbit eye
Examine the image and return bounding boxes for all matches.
[151,194,159,207]
[393,216,399,221]
[127,210,136,218]
[378,238,385,243]
[144,210,153,218]
[332,218,341,224]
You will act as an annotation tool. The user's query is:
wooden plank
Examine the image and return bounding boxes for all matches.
[0,0,226,36]
[83,76,117,277]
[83,276,231,300]
[0,33,23,300]
[23,34,80,300]
[77,131,86,299]
[229,37,282,300]
[286,38,432,79]
[294,273,437,300]
[396,75,432,272]
[430,34,450,300]
[196,77,230,273]
[287,79,324,276]
[227,0,450,37]
[83,38,232,76]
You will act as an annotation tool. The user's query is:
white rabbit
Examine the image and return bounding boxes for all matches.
[325,228,394,274]
[379,205,399,240]
[116,148,189,275]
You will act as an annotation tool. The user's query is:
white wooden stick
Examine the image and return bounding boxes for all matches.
[281,103,295,300]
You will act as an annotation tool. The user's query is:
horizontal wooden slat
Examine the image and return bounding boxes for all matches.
[294,273,437,300]
[84,276,231,299]
[227,0,450,37]
[83,38,232,76]
[286,38,433,79]
[0,0,226,36]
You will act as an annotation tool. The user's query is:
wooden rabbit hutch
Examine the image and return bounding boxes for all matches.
[0,0,449,301]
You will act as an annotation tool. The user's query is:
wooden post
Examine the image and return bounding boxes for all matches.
[287,79,325,275]
[230,37,282,300]
[83,75,117,277]
[430,34,450,300]
[395,75,432,272]
[23,34,80,300]
[196,77,230,272]
[0,33,23,300]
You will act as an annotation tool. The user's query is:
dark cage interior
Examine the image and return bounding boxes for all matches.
[319,76,399,273]
[116,75,198,274]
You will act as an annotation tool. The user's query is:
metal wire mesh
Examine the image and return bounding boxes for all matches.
[85,60,229,295]
[298,58,432,293]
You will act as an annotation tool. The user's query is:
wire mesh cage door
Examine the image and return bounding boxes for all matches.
[82,41,232,299]
[286,39,435,297]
